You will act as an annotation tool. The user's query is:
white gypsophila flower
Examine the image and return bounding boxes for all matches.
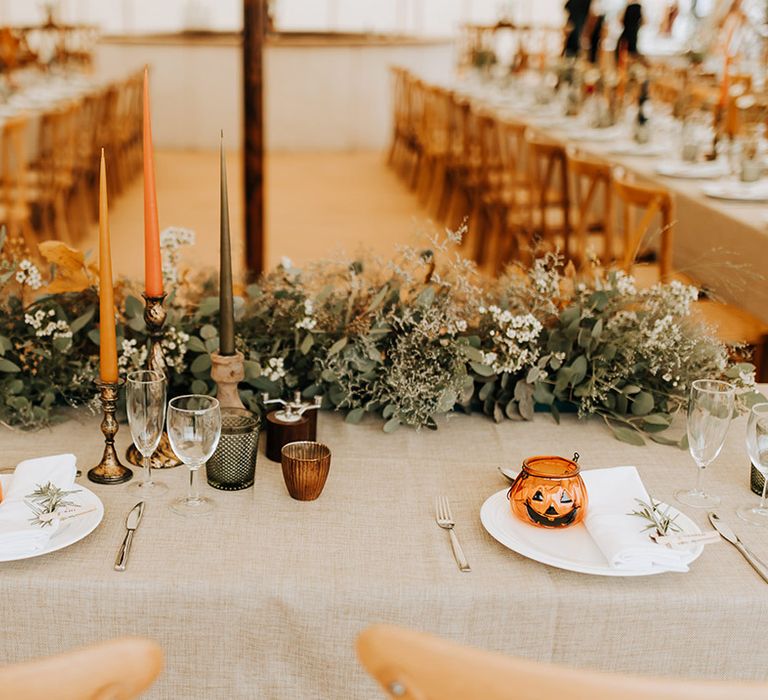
[15,260,43,289]
[280,257,293,270]
[160,226,196,287]
[482,307,543,375]
[263,356,286,382]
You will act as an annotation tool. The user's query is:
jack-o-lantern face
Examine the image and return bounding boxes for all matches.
[524,483,579,527]
[508,455,588,529]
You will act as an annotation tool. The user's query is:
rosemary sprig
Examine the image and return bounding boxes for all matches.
[629,497,682,538]
[24,482,81,528]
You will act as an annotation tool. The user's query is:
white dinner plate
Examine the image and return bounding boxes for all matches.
[480,487,703,576]
[562,126,625,142]
[701,181,768,202]
[655,161,729,179]
[0,475,104,563]
[608,141,666,157]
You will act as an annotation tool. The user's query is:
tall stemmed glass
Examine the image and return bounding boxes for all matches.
[126,369,168,496]
[738,403,768,526]
[167,395,221,516]
[675,379,735,508]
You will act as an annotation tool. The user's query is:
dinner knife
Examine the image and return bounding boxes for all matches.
[708,512,768,584]
[114,502,145,572]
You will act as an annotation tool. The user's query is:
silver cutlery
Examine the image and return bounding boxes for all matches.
[435,496,471,572]
[115,501,145,572]
[709,511,768,584]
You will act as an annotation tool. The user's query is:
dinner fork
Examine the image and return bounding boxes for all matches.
[435,496,471,572]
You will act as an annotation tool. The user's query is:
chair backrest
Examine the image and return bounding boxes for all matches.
[612,174,673,281]
[527,135,570,249]
[1,115,29,210]
[567,150,613,264]
[0,637,163,700]
[356,624,768,700]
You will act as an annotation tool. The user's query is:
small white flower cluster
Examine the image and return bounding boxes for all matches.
[161,326,191,372]
[15,260,43,289]
[262,357,286,382]
[529,257,560,299]
[24,309,71,339]
[481,306,543,374]
[160,227,196,287]
[644,280,699,317]
[295,299,316,330]
[599,270,637,296]
[118,338,148,371]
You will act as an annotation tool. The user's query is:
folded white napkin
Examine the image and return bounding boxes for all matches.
[0,454,77,558]
[582,466,691,572]
[655,160,729,179]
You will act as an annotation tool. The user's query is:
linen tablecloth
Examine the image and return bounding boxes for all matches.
[1,407,767,699]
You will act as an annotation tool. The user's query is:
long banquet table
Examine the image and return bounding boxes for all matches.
[459,79,768,326]
[2,403,768,698]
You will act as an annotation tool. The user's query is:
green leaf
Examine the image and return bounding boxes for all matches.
[0,335,11,355]
[622,384,642,395]
[478,381,495,401]
[504,399,518,420]
[244,360,261,379]
[382,403,396,419]
[648,433,680,446]
[300,334,314,355]
[366,285,389,313]
[127,316,146,332]
[187,336,207,353]
[200,324,218,340]
[53,336,71,353]
[611,426,646,446]
[416,286,435,308]
[197,297,219,316]
[470,362,495,377]
[328,337,348,356]
[643,413,672,426]
[533,382,554,405]
[345,407,365,424]
[88,328,100,345]
[124,295,143,318]
[0,357,20,372]
[190,354,211,374]
[461,344,484,362]
[70,307,95,335]
[383,417,400,433]
[631,391,654,416]
[591,318,604,339]
[569,355,588,385]
[191,379,209,395]
[559,305,580,325]
[204,337,219,353]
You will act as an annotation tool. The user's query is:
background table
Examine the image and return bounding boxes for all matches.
[2,406,768,699]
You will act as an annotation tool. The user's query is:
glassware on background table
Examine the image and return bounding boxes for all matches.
[280,441,332,501]
[206,408,260,491]
[675,379,735,509]
[167,395,221,516]
[126,369,168,496]
[738,403,768,526]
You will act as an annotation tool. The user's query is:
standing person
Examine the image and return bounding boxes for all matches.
[616,0,643,57]
[585,0,606,64]
[564,0,592,57]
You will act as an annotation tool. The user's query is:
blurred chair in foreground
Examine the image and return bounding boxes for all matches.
[0,637,163,700]
[357,624,768,700]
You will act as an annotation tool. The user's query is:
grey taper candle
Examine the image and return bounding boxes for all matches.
[219,131,235,355]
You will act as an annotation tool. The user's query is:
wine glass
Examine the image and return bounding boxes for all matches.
[167,395,221,516]
[738,403,768,526]
[675,379,735,508]
[126,369,168,496]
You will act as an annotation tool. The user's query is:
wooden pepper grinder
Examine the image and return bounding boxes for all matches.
[262,391,322,462]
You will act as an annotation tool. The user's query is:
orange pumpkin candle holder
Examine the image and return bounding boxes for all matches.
[507,454,588,528]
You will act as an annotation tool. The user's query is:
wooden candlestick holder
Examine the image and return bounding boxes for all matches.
[88,379,133,485]
[125,293,183,469]
[211,350,245,409]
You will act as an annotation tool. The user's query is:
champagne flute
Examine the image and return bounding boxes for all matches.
[167,395,221,516]
[738,403,768,526]
[675,379,735,508]
[126,369,168,496]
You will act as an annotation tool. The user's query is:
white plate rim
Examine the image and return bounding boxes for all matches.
[655,163,729,179]
[701,183,768,202]
[480,487,703,577]
[0,476,104,563]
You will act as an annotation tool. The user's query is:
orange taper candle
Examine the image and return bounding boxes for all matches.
[98,149,118,384]
[143,66,163,297]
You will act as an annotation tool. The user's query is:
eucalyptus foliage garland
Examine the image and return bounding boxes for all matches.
[0,229,761,445]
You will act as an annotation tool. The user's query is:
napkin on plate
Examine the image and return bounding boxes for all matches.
[0,454,78,558]
[582,466,691,572]
[655,160,729,179]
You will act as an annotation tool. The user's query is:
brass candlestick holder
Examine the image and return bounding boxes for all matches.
[88,379,133,485]
[125,293,183,469]
[211,350,245,409]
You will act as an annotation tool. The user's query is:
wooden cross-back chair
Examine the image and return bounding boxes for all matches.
[611,174,673,281]
[0,115,37,258]
[567,150,613,266]
[415,83,451,208]
[526,136,571,258]
[0,637,163,700]
[356,624,768,700]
